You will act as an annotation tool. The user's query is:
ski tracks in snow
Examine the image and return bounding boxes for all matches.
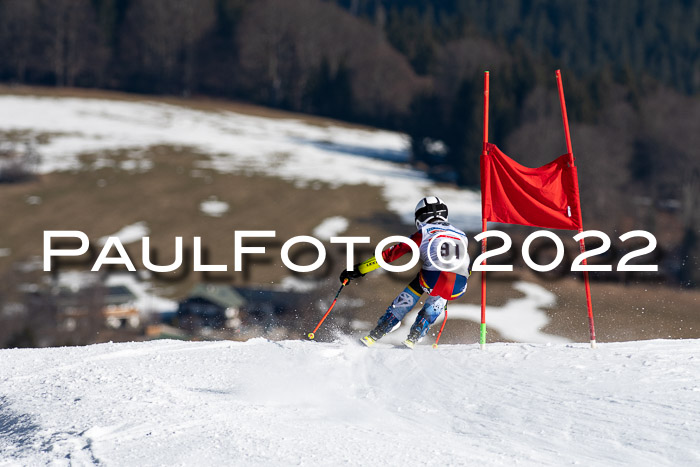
[1,339,700,465]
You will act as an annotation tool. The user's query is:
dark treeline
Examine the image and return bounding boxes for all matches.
[0,0,698,285]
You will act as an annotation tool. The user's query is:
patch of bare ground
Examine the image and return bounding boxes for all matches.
[0,145,403,296]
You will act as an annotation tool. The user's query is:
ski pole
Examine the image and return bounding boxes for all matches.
[432,304,448,349]
[308,279,348,340]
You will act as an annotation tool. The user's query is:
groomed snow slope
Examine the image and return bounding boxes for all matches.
[1,339,699,466]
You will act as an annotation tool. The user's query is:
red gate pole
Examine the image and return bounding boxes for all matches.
[555,70,597,349]
[480,71,490,350]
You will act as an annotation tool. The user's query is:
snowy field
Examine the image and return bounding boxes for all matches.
[1,338,699,466]
[0,95,482,230]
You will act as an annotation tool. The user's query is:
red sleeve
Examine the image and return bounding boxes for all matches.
[381,231,422,263]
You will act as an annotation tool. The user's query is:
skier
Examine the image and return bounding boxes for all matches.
[340,196,470,348]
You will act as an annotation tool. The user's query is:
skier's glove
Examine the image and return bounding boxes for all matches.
[339,268,364,283]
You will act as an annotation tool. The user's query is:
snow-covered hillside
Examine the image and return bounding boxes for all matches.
[0,95,481,230]
[2,339,699,465]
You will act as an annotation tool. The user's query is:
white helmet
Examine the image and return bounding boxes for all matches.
[414,196,448,228]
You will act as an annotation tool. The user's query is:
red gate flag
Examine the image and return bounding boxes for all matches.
[480,143,582,230]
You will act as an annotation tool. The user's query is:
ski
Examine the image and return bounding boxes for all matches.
[358,335,419,349]
[359,335,376,347]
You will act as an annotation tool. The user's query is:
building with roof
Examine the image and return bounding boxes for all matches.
[176,284,246,331]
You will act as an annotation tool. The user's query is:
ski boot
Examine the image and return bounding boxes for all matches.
[360,311,400,347]
[403,312,431,349]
